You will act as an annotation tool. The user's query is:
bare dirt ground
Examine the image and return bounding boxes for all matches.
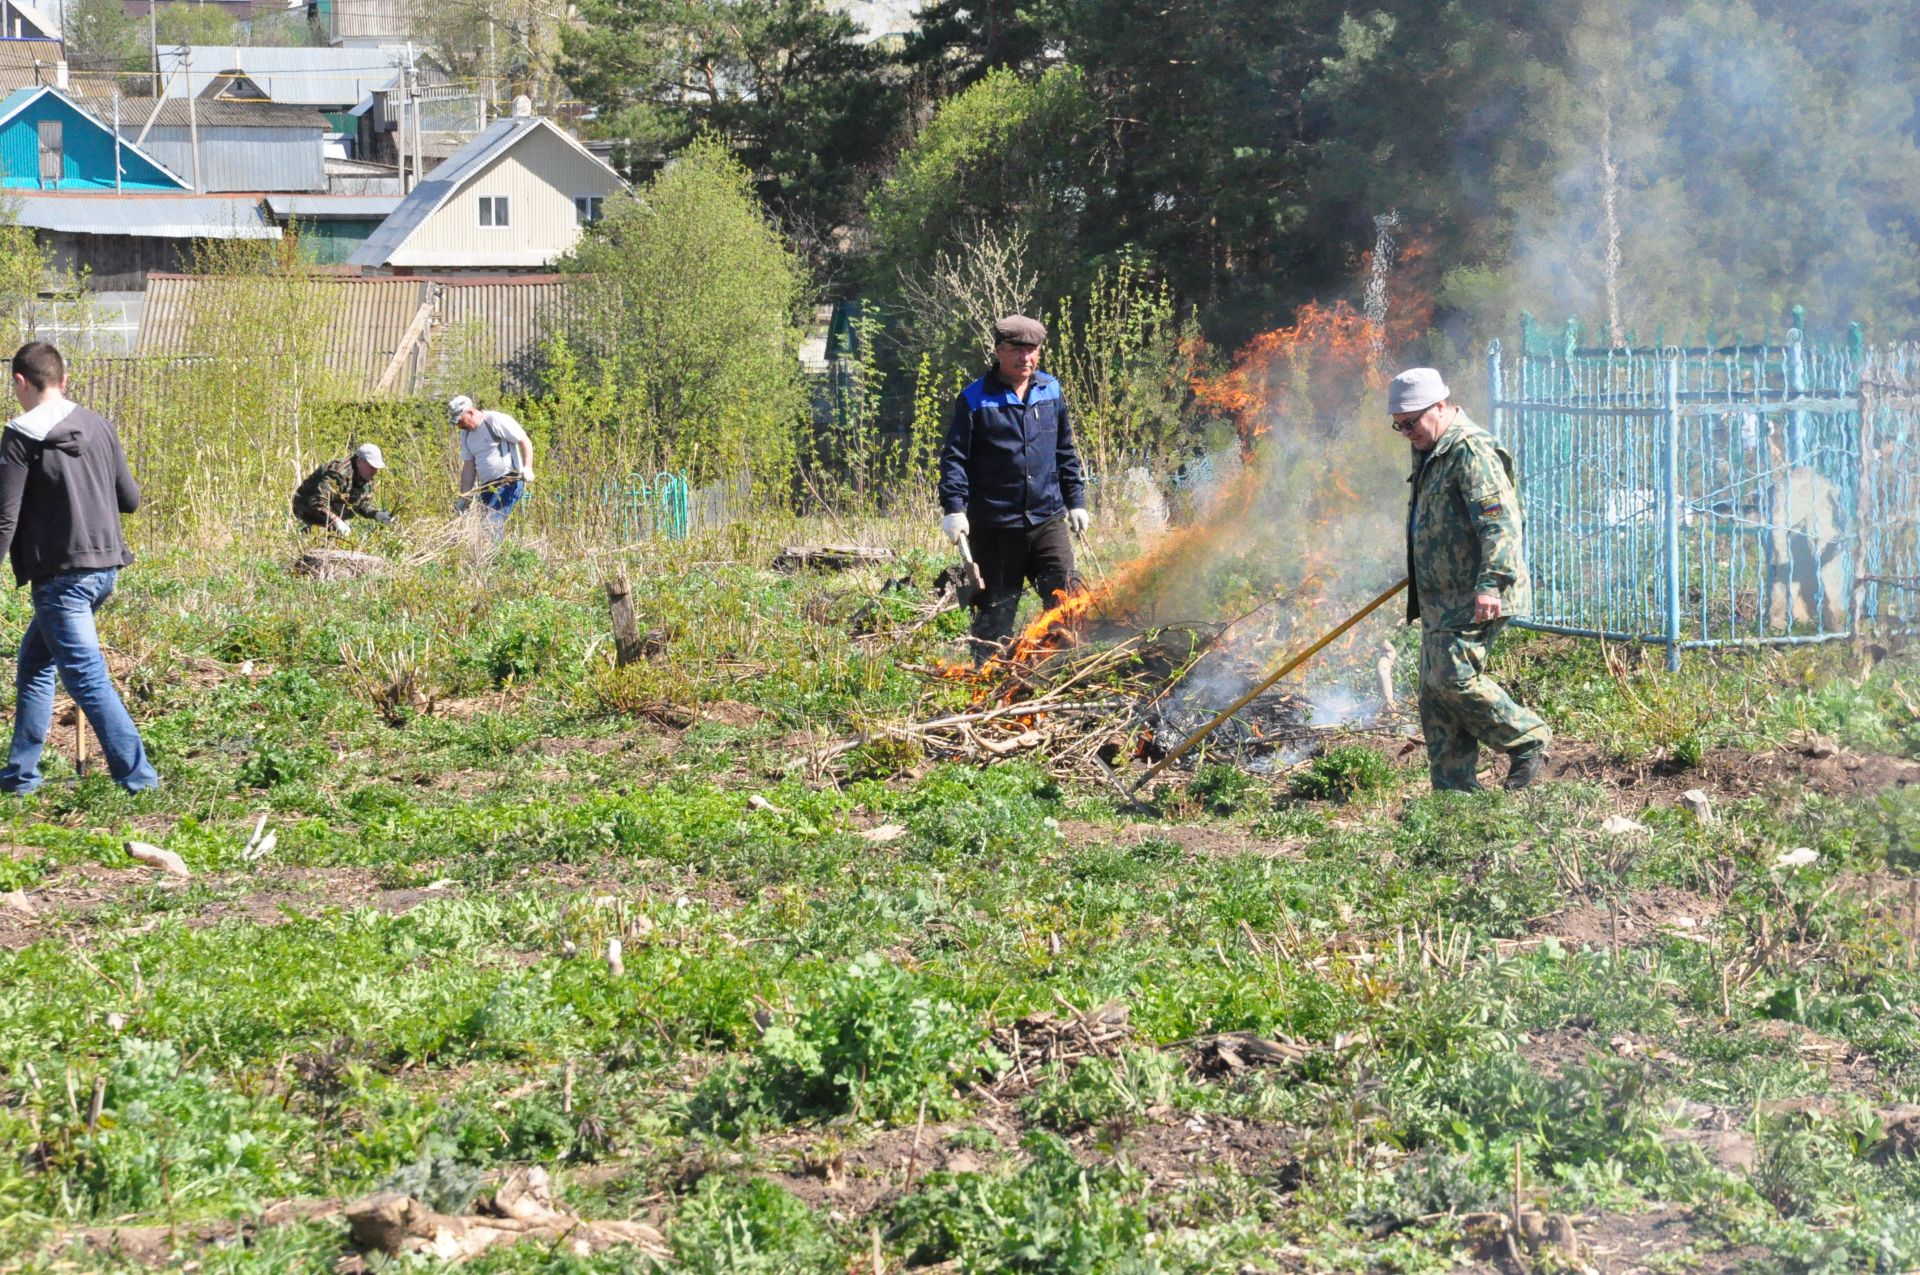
[1527,885,1721,951]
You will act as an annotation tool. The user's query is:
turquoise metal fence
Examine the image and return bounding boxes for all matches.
[1488,314,1920,669]
[606,471,691,542]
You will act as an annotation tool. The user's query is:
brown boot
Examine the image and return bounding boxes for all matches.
[1505,746,1547,790]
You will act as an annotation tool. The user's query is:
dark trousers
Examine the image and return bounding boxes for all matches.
[968,516,1079,661]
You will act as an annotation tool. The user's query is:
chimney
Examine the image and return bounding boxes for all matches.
[55,61,67,91]
[511,95,532,119]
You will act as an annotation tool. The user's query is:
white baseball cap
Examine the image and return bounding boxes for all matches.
[447,394,475,423]
[1388,368,1451,415]
[353,442,386,470]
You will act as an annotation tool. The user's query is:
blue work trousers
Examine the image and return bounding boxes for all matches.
[0,569,159,794]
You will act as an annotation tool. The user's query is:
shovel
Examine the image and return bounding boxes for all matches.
[954,534,987,607]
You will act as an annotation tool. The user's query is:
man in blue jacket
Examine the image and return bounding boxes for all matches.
[939,315,1090,663]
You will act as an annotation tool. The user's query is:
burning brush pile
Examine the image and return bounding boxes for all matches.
[876,289,1431,792]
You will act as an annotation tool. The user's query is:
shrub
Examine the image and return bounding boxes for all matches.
[1289,745,1394,801]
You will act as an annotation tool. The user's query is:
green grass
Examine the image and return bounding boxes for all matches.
[3,522,1920,1270]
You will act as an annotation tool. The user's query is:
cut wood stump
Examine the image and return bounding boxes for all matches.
[773,543,895,572]
[293,549,388,581]
[602,571,670,666]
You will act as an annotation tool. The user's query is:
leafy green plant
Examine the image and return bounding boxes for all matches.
[696,952,999,1130]
[1021,1048,1192,1132]
[1290,745,1394,801]
[669,1175,839,1274]
[1189,763,1256,814]
[890,1131,1151,1271]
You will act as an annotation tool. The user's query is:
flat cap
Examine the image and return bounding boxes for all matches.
[1387,368,1450,415]
[993,314,1047,346]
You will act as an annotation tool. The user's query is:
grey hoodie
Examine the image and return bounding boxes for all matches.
[0,397,139,586]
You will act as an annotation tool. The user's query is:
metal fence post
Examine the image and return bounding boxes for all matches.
[1486,339,1503,436]
[1663,359,1682,671]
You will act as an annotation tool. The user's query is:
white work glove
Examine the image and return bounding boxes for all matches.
[332,517,352,537]
[941,512,970,544]
[1066,507,1091,535]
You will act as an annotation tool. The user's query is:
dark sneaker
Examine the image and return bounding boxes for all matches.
[1505,747,1548,790]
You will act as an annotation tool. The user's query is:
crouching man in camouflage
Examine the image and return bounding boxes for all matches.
[1393,368,1550,791]
[293,443,392,536]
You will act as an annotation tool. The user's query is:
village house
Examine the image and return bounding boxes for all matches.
[348,104,625,274]
[0,86,284,288]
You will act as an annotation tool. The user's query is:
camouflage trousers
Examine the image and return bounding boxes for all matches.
[1418,620,1551,791]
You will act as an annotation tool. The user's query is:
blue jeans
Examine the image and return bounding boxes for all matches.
[0,569,158,794]
[479,480,523,523]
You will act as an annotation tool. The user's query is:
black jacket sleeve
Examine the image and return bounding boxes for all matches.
[938,392,972,515]
[1056,393,1086,511]
[0,429,31,567]
[110,426,139,515]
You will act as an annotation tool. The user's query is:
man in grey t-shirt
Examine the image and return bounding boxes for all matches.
[450,394,535,525]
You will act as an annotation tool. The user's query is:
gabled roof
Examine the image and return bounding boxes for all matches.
[200,73,271,102]
[0,6,59,41]
[154,46,415,107]
[347,116,626,268]
[0,86,190,190]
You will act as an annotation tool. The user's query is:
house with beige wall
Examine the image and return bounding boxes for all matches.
[348,107,626,272]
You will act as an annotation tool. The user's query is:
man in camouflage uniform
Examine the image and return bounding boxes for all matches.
[1394,368,1550,791]
[293,443,392,535]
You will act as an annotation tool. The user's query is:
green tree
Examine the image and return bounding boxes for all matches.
[64,0,146,73]
[560,0,901,238]
[866,65,1104,329]
[563,136,810,491]
[153,4,241,47]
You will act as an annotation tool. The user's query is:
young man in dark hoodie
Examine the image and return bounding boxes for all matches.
[0,342,157,793]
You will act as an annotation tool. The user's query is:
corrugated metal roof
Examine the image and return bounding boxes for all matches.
[436,277,576,382]
[9,193,279,238]
[104,100,328,130]
[0,37,63,94]
[153,46,413,108]
[265,194,399,218]
[138,271,577,394]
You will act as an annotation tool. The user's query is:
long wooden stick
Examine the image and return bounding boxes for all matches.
[1127,577,1409,795]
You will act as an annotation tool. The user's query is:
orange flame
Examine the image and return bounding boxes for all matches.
[944,239,1436,700]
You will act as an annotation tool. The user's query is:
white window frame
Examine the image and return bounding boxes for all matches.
[574,195,603,225]
[477,194,510,228]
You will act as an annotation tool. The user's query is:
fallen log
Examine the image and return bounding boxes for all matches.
[345,1167,667,1264]
[773,543,896,572]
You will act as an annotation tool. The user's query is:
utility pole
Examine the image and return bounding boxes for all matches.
[400,43,415,194]
[183,45,200,192]
[406,42,423,191]
[149,1,159,95]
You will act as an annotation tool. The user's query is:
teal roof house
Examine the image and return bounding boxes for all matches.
[0,87,186,191]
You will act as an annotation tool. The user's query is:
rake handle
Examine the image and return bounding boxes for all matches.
[1127,577,1409,796]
